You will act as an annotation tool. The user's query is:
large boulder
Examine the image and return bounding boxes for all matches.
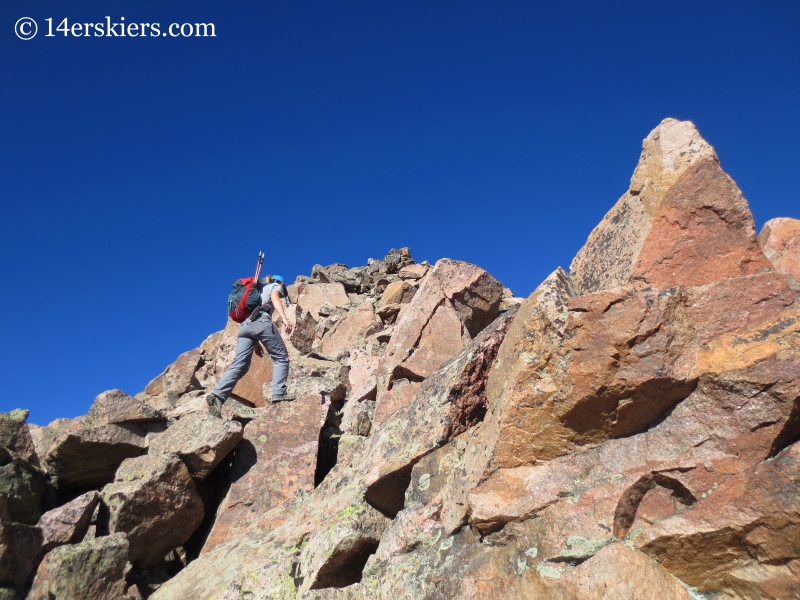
[201,393,321,553]
[148,412,243,481]
[85,389,163,425]
[320,302,380,359]
[372,379,420,431]
[376,427,483,557]
[379,280,416,305]
[37,416,148,491]
[397,263,429,280]
[0,410,39,467]
[38,490,99,551]
[294,491,390,595]
[346,348,380,402]
[551,543,693,600]
[627,155,772,290]
[145,348,205,398]
[290,306,318,355]
[257,355,349,405]
[101,453,204,567]
[0,522,42,591]
[28,532,129,600]
[378,258,504,391]
[760,217,800,292]
[395,303,464,380]
[0,446,48,525]
[296,282,350,320]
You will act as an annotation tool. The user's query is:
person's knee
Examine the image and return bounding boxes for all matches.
[270,345,289,362]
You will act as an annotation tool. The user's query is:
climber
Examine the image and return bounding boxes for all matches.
[206,275,295,417]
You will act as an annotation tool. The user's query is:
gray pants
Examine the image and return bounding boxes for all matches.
[212,314,289,401]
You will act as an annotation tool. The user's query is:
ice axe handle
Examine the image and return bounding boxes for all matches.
[254,251,264,282]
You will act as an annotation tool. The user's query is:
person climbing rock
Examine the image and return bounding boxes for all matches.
[206,275,294,417]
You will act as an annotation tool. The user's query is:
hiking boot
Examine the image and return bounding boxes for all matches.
[271,393,296,404]
[206,394,223,418]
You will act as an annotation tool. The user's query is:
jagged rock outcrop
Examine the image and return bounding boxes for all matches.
[570,118,719,294]
[6,118,800,600]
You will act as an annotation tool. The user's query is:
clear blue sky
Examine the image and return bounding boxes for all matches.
[2,1,798,426]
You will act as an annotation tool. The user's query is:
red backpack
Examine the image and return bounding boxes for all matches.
[227,252,265,323]
[227,277,264,323]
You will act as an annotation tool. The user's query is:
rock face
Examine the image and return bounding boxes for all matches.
[365,307,518,517]
[7,119,800,599]
[346,349,379,402]
[28,533,129,600]
[201,393,321,553]
[148,119,797,599]
[760,217,800,292]
[379,281,416,305]
[636,438,800,598]
[101,453,204,567]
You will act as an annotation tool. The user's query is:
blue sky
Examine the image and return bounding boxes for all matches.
[2,1,798,426]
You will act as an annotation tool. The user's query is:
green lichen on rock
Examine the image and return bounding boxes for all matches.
[536,562,563,579]
[0,446,47,525]
[557,536,608,560]
[28,533,129,599]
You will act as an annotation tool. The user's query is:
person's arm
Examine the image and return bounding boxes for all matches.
[271,288,293,334]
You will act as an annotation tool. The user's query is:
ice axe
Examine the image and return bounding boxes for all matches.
[254,251,265,282]
[254,251,268,357]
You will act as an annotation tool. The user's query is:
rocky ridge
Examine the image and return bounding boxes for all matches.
[1,118,799,599]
